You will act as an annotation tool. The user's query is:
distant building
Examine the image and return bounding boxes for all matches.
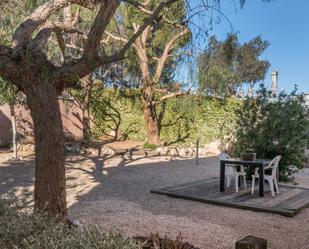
[270,70,279,96]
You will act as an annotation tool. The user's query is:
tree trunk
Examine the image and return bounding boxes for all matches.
[10,105,17,159]
[141,86,160,145]
[81,75,92,145]
[26,83,67,218]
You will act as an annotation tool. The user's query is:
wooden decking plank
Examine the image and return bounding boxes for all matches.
[161,191,295,217]
[245,192,280,206]
[216,188,252,202]
[151,178,309,217]
[230,193,259,204]
[262,188,304,207]
[276,190,309,210]
[164,178,217,191]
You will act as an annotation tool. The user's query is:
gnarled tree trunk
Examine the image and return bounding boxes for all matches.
[26,83,67,218]
[142,86,160,145]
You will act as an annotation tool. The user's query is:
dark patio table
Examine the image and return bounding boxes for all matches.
[220,159,271,197]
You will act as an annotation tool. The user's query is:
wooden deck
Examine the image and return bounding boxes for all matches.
[151,178,309,217]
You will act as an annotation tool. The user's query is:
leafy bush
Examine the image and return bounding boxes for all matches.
[0,196,141,249]
[233,85,309,180]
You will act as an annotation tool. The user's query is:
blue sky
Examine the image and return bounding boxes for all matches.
[184,0,309,93]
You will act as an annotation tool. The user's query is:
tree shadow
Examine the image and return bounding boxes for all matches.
[2,152,306,249]
[0,151,218,218]
[65,154,219,219]
[76,97,123,140]
[0,155,35,204]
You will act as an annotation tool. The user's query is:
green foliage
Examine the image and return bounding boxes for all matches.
[117,0,190,87]
[0,0,41,45]
[0,78,19,107]
[90,88,241,146]
[89,87,145,141]
[143,143,158,150]
[233,85,309,180]
[0,196,141,249]
[198,34,270,97]
[0,77,27,111]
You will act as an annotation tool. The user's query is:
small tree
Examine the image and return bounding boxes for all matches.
[234,85,309,180]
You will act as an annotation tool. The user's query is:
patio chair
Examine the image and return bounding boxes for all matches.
[218,153,246,192]
[251,155,281,197]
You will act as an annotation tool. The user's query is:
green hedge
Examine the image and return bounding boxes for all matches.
[86,86,309,177]
[90,88,241,146]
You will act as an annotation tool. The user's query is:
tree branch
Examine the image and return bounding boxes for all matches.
[104,31,129,44]
[133,26,151,83]
[123,0,184,29]
[122,0,152,14]
[83,0,120,58]
[54,0,178,88]
[158,90,190,102]
[153,27,190,83]
[32,21,83,53]
[149,89,190,106]
[114,0,178,60]
[12,0,98,47]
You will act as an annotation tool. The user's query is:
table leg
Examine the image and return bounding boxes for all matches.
[220,161,225,192]
[239,173,241,187]
[259,164,264,197]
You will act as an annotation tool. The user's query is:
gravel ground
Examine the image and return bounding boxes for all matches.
[1,151,309,249]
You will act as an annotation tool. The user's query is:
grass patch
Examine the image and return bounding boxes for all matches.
[143,143,158,150]
[0,196,141,249]
[0,196,199,248]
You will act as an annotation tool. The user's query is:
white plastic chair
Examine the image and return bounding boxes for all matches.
[219,153,246,192]
[251,155,281,197]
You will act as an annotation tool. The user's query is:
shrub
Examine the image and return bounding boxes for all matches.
[0,196,141,249]
[233,85,309,180]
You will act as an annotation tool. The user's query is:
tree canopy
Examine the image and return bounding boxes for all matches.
[197,34,270,97]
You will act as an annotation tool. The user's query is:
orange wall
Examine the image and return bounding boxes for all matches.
[0,100,83,147]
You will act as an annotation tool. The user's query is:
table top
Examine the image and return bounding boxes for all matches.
[220,159,271,166]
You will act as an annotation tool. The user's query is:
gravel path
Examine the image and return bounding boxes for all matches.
[1,151,309,249]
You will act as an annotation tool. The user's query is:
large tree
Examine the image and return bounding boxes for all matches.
[105,1,191,145]
[0,0,179,218]
[198,34,270,97]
